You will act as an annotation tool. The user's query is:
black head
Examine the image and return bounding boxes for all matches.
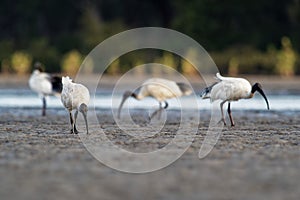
[251,83,270,110]
[34,62,44,72]
[79,103,88,113]
[251,83,262,93]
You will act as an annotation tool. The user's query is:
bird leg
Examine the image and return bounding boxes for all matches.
[220,101,227,125]
[69,111,77,134]
[69,111,74,133]
[159,101,168,119]
[158,102,163,119]
[73,110,79,134]
[150,101,169,120]
[149,103,162,120]
[150,102,163,120]
[227,102,235,127]
[42,97,46,116]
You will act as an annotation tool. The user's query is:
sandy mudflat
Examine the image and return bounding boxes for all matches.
[0,107,299,200]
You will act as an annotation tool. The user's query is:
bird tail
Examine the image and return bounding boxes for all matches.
[215,72,223,80]
[62,76,73,85]
[176,82,192,96]
[200,82,217,99]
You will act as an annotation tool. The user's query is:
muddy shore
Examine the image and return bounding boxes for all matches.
[0,107,299,200]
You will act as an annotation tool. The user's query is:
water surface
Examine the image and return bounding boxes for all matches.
[1,89,300,111]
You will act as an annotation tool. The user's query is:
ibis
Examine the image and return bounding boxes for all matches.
[61,76,90,134]
[201,73,270,126]
[118,78,192,119]
[28,62,62,116]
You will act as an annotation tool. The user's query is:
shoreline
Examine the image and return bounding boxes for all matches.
[1,74,300,94]
[0,108,299,200]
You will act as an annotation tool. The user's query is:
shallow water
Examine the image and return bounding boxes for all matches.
[0,89,300,111]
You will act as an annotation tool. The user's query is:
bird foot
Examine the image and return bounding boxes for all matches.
[70,129,79,134]
[218,119,226,126]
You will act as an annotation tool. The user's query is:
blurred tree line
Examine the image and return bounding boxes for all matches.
[0,0,299,76]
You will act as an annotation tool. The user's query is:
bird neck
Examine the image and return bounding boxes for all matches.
[33,69,41,75]
[131,93,137,99]
[251,83,261,93]
[248,93,254,98]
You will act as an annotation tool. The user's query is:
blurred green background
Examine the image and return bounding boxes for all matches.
[0,0,300,76]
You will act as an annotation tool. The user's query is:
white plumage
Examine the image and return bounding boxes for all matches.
[61,76,90,134]
[29,71,53,95]
[118,78,192,119]
[201,73,269,126]
[28,63,62,116]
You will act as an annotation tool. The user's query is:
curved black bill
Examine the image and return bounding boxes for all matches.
[83,111,89,134]
[117,92,131,118]
[257,88,270,110]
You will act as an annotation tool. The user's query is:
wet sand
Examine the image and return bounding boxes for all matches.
[0,107,299,200]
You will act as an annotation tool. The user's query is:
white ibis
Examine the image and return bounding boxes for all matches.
[118,78,192,119]
[201,73,270,126]
[28,62,62,116]
[61,76,90,134]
